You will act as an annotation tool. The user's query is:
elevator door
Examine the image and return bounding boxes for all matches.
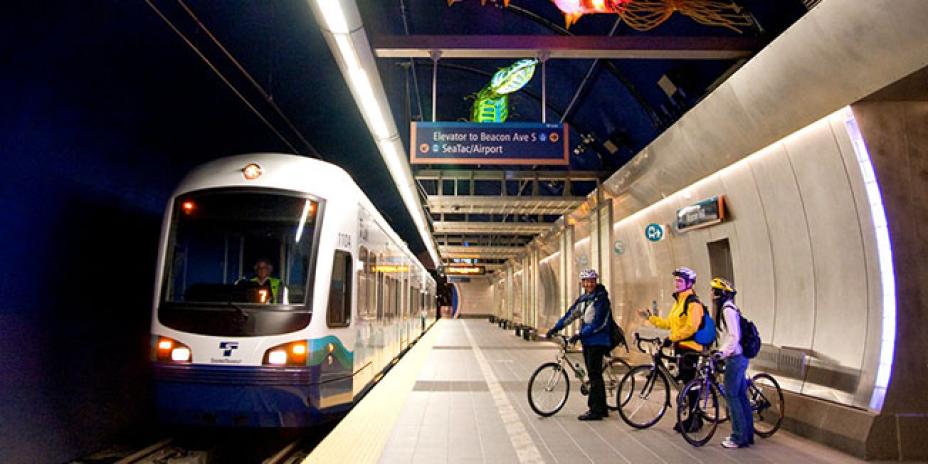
[707,238,734,285]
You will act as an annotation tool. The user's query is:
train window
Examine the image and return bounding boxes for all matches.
[327,250,352,327]
[376,258,384,320]
[158,189,319,337]
[357,247,371,320]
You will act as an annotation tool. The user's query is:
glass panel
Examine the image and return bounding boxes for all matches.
[327,250,352,327]
[158,189,319,337]
[162,190,317,306]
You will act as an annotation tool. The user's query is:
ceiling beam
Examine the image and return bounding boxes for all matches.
[428,195,585,215]
[440,245,524,259]
[433,221,552,235]
[414,169,606,181]
[373,35,760,60]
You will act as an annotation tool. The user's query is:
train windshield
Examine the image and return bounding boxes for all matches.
[158,189,320,336]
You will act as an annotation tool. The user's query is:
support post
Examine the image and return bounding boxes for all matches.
[539,51,549,123]
[430,50,441,122]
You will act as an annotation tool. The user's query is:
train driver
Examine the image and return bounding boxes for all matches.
[251,259,283,304]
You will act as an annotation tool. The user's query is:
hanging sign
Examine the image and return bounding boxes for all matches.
[410,121,569,165]
[445,265,486,276]
[675,196,726,232]
[645,223,664,242]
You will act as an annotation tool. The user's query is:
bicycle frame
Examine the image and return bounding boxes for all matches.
[633,336,688,406]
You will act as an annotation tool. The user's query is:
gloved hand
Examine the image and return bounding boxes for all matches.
[568,334,580,345]
[661,338,673,348]
[545,329,557,339]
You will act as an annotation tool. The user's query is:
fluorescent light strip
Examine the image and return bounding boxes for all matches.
[313,0,440,266]
[841,108,896,411]
[316,0,350,33]
[348,68,391,139]
[333,34,360,70]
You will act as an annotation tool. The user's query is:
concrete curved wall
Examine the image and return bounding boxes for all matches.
[610,111,882,409]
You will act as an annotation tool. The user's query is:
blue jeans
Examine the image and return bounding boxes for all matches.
[724,354,754,445]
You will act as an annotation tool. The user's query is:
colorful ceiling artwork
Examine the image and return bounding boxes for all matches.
[448,0,753,31]
[471,59,538,122]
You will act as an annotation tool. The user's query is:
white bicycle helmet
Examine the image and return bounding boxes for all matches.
[672,266,696,283]
[579,268,599,280]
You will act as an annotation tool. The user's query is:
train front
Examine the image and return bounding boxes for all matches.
[150,179,331,427]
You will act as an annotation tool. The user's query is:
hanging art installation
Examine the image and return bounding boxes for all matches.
[471,58,538,123]
[448,0,752,32]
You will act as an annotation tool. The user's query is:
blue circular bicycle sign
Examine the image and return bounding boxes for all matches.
[645,223,664,242]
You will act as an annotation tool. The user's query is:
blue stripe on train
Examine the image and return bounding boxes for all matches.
[153,363,352,427]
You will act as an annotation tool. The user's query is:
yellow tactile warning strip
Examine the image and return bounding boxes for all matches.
[461,321,545,463]
[303,321,444,464]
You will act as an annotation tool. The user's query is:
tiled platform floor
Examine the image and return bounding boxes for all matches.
[376,319,861,464]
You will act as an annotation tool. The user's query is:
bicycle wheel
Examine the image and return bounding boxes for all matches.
[527,362,570,417]
[750,372,784,437]
[604,358,631,411]
[677,379,721,447]
[617,365,670,428]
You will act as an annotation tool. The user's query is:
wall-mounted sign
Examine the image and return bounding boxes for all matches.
[613,240,625,255]
[645,223,664,242]
[445,265,486,276]
[675,195,726,232]
[410,121,569,165]
[575,254,590,268]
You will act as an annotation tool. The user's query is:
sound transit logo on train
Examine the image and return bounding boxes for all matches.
[410,121,569,166]
[212,341,242,364]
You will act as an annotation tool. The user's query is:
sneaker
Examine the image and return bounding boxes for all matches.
[721,437,743,449]
[578,411,603,421]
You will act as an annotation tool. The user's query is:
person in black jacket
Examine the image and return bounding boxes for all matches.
[546,268,613,421]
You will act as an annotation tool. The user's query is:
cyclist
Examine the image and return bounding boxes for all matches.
[711,277,754,449]
[546,268,612,421]
[637,266,706,432]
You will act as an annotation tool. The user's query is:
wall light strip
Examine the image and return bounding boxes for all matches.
[841,108,897,411]
[311,0,440,267]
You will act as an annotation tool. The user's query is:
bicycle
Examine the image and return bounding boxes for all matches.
[527,335,632,417]
[615,333,697,428]
[677,351,786,446]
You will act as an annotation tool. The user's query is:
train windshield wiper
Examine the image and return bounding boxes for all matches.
[226,300,251,319]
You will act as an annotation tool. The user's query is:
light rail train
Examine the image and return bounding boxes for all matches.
[150,153,437,426]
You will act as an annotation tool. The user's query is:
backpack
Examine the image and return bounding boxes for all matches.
[598,299,628,352]
[683,294,716,346]
[737,311,762,358]
[608,315,629,353]
[719,304,762,358]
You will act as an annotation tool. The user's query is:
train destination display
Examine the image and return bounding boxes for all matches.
[410,121,569,165]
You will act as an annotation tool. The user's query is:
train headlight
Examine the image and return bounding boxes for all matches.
[154,336,192,363]
[268,350,288,365]
[263,340,308,366]
[171,347,191,362]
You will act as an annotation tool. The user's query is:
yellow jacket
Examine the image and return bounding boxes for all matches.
[648,288,704,351]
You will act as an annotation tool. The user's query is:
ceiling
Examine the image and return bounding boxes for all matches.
[7,0,813,271]
[354,0,812,270]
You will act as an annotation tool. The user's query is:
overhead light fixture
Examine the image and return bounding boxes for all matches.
[310,0,440,267]
[316,0,350,33]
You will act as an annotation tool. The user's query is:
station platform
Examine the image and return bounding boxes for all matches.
[307,319,862,463]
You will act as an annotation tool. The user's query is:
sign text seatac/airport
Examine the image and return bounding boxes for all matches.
[410,122,569,165]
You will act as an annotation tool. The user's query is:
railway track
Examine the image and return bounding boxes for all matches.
[73,424,335,464]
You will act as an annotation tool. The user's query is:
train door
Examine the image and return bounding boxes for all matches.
[400,276,408,351]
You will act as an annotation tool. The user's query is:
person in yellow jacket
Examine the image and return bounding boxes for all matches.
[637,266,706,433]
